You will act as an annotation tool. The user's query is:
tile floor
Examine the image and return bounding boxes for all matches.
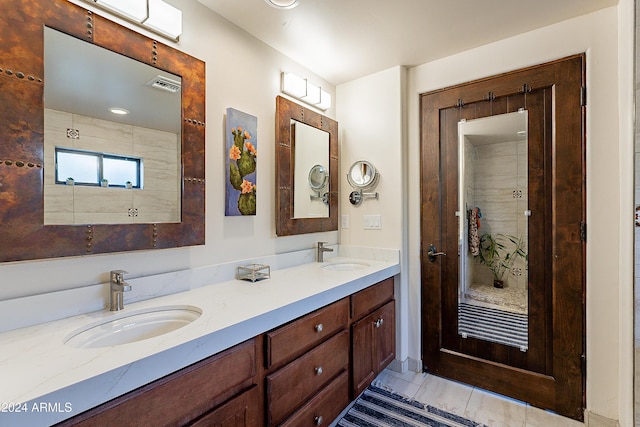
[338,368,585,427]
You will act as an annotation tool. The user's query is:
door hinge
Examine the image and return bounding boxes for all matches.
[580,86,587,106]
[580,222,586,242]
[581,354,586,374]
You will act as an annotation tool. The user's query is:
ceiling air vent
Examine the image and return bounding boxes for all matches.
[146,75,181,93]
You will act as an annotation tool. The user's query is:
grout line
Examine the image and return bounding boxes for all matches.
[464,387,476,420]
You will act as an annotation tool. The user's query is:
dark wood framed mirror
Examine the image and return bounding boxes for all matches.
[275,96,338,236]
[0,0,205,262]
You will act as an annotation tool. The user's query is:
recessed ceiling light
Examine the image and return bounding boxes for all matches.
[264,0,300,9]
[108,107,130,115]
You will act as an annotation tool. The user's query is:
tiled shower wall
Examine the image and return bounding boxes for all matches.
[469,139,528,291]
[43,109,180,225]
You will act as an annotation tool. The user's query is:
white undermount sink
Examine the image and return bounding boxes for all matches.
[64,305,201,349]
[321,261,370,271]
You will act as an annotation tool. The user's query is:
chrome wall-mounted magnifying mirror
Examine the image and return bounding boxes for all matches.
[346,160,379,205]
[308,164,329,204]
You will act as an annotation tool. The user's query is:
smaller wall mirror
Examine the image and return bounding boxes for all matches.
[275,96,338,236]
[292,120,330,219]
[347,160,379,189]
[346,160,379,205]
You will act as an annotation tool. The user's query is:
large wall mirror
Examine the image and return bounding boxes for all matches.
[0,0,205,262]
[275,96,338,236]
[458,111,529,351]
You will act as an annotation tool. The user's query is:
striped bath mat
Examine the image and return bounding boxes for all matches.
[336,385,488,427]
[458,302,528,350]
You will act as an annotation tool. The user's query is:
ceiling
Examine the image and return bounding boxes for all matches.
[196,0,617,85]
[44,27,182,134]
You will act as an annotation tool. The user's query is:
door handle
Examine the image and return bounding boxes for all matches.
[427,244,446,262]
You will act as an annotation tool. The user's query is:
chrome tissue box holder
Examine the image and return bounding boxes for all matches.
[236,264,270,282]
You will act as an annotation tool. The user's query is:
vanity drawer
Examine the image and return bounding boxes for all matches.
[60,339,256,427]
[280,370,349,427]
[351,277,394,320]
[189,385,260,427]
[266,297,348,369]
[266,329,349,426]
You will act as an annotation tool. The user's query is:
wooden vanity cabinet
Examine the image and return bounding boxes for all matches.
[55,277,397,427]
[56,339,259,427]
[264,298,350,426]
[350,277,395,397]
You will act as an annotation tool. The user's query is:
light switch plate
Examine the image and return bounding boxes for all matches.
[363,214,382,230]
[341,214,350,229]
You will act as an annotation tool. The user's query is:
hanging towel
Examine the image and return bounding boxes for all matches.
[468,207,480,256]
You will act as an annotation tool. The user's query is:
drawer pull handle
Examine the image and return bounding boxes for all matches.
[375,318,384,328]
[315,366,323,375]
[315,323,324,333]
[315,415,323,425]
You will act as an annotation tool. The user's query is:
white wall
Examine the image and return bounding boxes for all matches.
[405,5,633,424]
[0,0,337,301]
[337,66,410,366]
[337,66,404,250]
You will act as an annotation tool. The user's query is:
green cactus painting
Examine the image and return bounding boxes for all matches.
[226,108,257,215]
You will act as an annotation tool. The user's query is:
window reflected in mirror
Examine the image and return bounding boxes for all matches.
[43,26,181,225]
[292,120,330,219]
[458,111,529,350]
[55,148,142,188]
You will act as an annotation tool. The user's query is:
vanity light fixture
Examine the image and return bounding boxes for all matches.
[94,0,147,22]
[281,72,332,111]
[143,0,183,40]
[85,0,182,41]
[265,0,300,9]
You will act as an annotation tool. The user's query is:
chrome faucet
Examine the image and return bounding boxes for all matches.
[317,242,334,263]
[110,270,132,311]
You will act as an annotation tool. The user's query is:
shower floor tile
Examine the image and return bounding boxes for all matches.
[464,282,527,314]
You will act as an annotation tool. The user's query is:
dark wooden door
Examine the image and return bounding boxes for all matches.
[420,55,586,420]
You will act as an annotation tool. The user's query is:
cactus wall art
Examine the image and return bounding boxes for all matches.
[225,108,258,215]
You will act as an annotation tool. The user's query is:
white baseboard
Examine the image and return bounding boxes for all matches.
[585,411,619,427]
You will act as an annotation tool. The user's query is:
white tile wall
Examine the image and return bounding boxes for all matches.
[43,109,180,224]
[469,139,528,291]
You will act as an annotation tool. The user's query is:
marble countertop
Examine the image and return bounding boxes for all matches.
[0,253,399,426]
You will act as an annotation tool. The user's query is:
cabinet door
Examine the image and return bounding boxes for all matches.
[351,300,395,397]
[190,386,260,427]
[351,310,376,397]
[374,301,395,374]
